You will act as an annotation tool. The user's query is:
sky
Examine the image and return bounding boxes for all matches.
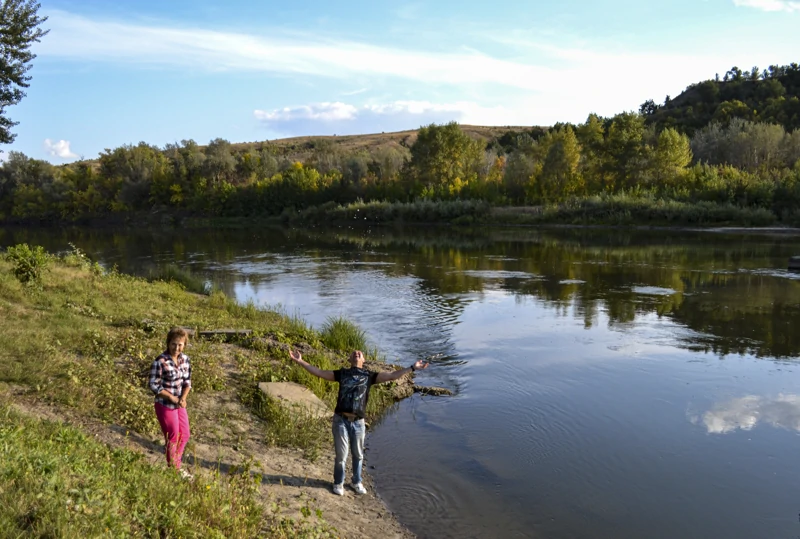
[7,0,800,162]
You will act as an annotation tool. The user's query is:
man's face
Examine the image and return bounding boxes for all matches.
[349,350,364,368]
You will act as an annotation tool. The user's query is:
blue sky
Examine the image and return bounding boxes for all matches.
[9,0,800,162]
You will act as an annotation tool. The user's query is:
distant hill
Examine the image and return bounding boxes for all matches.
[641,63,800,135]
[228,124,538,158]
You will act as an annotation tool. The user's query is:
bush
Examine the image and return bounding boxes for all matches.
[5,243,50,286]
[319,316,367,351]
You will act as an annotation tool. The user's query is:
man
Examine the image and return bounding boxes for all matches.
[289,349,429,495]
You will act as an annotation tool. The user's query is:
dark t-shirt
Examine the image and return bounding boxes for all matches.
[333,367,379,418]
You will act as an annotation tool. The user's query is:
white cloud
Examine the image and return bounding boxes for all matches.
[693,394,800,434]
[254,100,517,136]
[43,139,78,159]
[39,10,556,90]
[733,0,800,11]
[341,88,369,97]
[38,10,800,128]
[255,102,359,123]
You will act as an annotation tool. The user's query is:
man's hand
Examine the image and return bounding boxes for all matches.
[412,359,429,371]
[289,350,302,362]
[376,359,430,384]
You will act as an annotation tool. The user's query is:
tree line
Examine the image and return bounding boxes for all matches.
[1,63,800,224]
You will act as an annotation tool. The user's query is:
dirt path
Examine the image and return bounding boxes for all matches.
[2,382,415,539]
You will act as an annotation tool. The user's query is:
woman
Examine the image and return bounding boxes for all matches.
[148,327,193,479]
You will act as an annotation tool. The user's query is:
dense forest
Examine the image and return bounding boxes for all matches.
[1,62,799,225]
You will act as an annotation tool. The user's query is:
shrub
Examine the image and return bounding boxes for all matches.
[5,243,50,286]
[319,316,367,351]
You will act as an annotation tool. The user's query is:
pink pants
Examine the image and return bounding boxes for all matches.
[154,402,190,469]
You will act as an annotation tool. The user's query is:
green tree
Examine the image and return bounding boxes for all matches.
[650,128,692,186]
[535,126,583,201]
[0,0,48,143]
[712,100,753,124]
[603,112,647,191]
[405,122,483,197]
[576,114,608,193]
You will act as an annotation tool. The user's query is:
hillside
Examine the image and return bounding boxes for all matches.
[228,124,537,158]
[641,63,800,135]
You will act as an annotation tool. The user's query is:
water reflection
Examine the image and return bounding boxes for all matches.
[3,225,800,358]
[694,394,800,434]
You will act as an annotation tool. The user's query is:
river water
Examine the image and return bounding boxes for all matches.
[3,225,800,539]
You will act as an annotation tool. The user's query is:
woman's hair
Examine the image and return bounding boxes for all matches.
[166,327,190,347]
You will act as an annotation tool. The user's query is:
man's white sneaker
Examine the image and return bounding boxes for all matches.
[332,483,345,496]
[352,483,367,495]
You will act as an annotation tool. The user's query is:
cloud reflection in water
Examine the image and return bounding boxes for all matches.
[695,394,800,434]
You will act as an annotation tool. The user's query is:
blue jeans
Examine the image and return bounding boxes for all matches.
[332,414,365,485]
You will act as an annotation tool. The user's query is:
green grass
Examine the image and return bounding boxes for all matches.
[319,315,367,352]
[288,198,492,225]
[0,404,339,538]
[145,263,212,295]
[491,195,778,227]
[0,404,265,538]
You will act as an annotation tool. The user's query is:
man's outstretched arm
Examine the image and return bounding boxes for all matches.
[289,350,336,381]
[375,359,429,384]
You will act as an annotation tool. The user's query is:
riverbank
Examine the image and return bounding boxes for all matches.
[4,193,799,231]
[0,246,419,538]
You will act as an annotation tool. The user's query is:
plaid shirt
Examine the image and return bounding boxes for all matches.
[148,352,192,409]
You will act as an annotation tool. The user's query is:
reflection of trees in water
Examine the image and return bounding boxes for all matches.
[4,225,800,358]
[310,227,800,359]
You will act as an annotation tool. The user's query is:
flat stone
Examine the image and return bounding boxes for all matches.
[258,382,331,419]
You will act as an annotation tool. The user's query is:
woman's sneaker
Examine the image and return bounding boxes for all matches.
[332,483,345,496]
[179,469,194,481]
[352,483,367,495]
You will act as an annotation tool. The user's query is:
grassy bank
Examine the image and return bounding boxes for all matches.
[193,197,784,229]
[490,195,779,227]
[0,244,406,536]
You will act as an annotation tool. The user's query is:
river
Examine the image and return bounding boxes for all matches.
[3,224,800,539]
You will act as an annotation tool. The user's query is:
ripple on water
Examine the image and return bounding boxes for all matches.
[454,270,542,280]
[378,480,462,533]
[631,285,677,296]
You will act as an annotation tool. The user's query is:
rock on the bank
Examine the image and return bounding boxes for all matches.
[257,382,332,419]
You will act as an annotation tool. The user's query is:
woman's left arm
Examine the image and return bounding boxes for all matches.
[178,358,192,408]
